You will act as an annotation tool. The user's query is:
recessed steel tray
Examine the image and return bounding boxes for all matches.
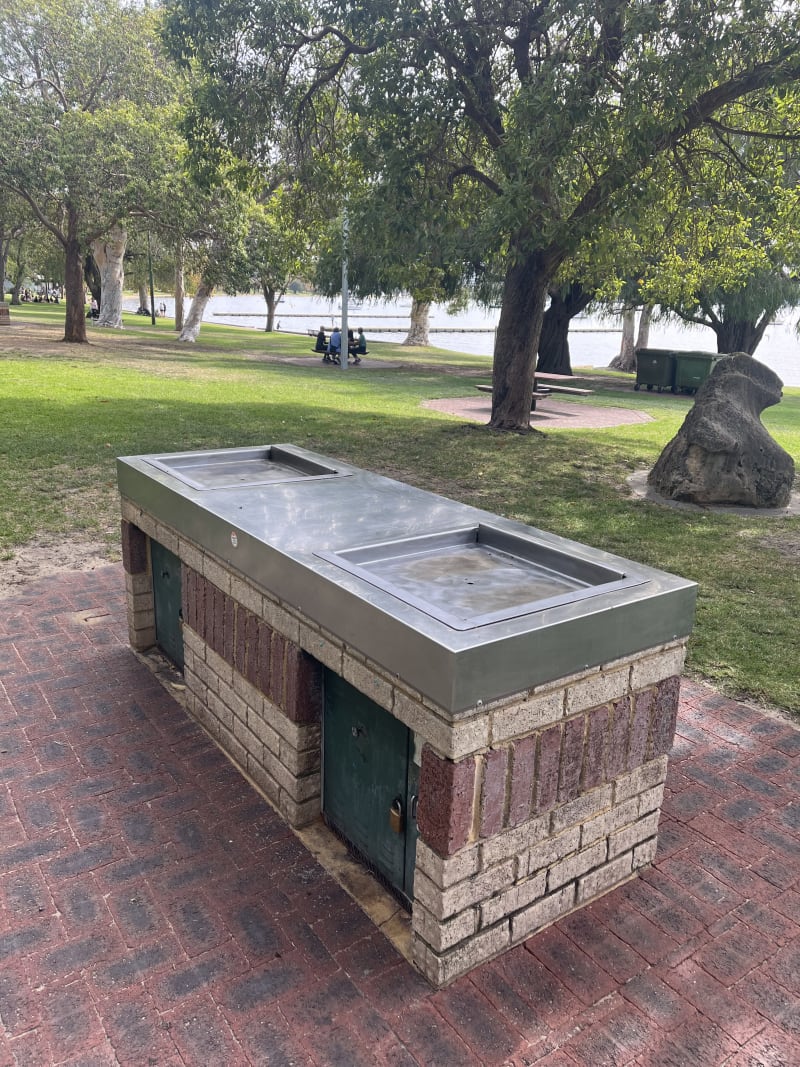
[144,446,346,490]
[317,525,644,630]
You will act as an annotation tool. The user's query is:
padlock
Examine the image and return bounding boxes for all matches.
[389,797,404,834]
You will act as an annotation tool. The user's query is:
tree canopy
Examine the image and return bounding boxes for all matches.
[164,0,800,429]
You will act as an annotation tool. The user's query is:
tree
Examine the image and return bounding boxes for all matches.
[0,196,27,304]
[627,93,800,356]
[91,223,128,327]
[311,115,480,346]
[173,178,255,342]
[245,191,311,331]
[164,0,800,430]
[0,0,178,341]
[536,282,594,375]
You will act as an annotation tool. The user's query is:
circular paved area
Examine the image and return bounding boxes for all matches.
[422,394,654,430]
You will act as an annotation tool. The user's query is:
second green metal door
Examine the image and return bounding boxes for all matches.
[151,540,184,670]
[323,670,418,904]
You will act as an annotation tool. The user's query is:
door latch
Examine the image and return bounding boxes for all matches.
[389,797,404,834]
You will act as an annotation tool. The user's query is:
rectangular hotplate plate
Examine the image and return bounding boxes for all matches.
[144,445,348,490]
[317,524,644,630]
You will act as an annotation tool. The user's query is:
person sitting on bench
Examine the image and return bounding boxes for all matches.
[326,326,342,363]
[349,327,367,363]
[314,326,328,354]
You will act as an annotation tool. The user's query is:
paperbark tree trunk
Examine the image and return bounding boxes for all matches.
[178,281,213,341]
[609,308,636,371]
[137,281,149,314]
[403,297,430,345]
[490,248,553,431]
[174,243,185,332]
[262,283,278,331]
[0,241,8,305]
[635,304,653,351]
[63,206,87,343]
[92,224,126,327]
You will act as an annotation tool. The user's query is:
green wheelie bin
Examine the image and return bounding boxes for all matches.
[634,348,676,392]
[672,351,723,394]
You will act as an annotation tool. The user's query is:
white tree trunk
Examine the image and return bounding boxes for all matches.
[609,308,636,371]
[636,304,653,350]
[174,243,185,332]
[138,281,149,313]
[403,297,430,345]
[178,281,213,342]
[92,224,126,328]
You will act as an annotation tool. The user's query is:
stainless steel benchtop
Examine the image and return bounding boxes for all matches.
[117,445,696,715]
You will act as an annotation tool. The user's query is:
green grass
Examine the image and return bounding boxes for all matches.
[2,299,799,713]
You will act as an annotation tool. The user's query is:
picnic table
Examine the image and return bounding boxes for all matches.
[476,373,593,410]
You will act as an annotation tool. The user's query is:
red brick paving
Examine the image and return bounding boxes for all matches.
[421,394,654,431]
[1,565,798,1066]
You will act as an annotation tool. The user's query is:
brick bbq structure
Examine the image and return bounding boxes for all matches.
[118,446,695,987]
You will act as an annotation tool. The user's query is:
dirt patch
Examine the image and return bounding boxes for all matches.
[0,535,118,599]
[756,529,800,558]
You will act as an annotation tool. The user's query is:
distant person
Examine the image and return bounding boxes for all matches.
[352,327,367,362]
[314,326,328,355]
[327,326,342,362]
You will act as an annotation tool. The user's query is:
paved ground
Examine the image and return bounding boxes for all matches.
[421,394,654,431]
[1,566,798,1066]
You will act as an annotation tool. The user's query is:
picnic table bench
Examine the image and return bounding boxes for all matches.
[476,373,593,410]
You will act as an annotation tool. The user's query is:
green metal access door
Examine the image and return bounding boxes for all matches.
[151,540,184,670]
[323,670,419,905]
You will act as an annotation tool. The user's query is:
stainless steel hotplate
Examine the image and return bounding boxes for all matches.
[144,445,347,490]
[316,524,643,630]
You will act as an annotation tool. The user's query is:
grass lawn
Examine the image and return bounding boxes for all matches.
[2,300,798,714]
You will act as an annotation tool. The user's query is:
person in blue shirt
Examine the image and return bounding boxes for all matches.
[327,326,342,363]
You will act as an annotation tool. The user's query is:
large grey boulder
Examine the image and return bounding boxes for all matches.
[648,353,795,508]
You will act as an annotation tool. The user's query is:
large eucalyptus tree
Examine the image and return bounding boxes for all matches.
[0,0,178,340]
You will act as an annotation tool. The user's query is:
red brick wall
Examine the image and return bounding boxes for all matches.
[418,676,681,858]
[182,565,322,725]
[120,520,148,575]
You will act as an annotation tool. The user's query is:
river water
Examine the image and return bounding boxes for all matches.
[135,291,800,387]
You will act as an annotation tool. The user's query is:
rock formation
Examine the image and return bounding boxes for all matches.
[648,353,795,508]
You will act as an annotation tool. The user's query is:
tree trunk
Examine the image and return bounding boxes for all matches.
[609,308,636,371]
[635,304,653,350]
[10,235,25,304]
[174,243,185,332]
[403,297,430,345]
[490,250,553,431]
[178,281,213,342]
[536,283,593,374]
[262,283,278,331]
[63,207,87,343]
[92,224,126,327]
[712,318,766,355]
[83,253,102,309]
[0,242,8,304]
[137,281,149,314]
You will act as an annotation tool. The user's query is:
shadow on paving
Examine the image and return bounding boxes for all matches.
[0,565,798,1066]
